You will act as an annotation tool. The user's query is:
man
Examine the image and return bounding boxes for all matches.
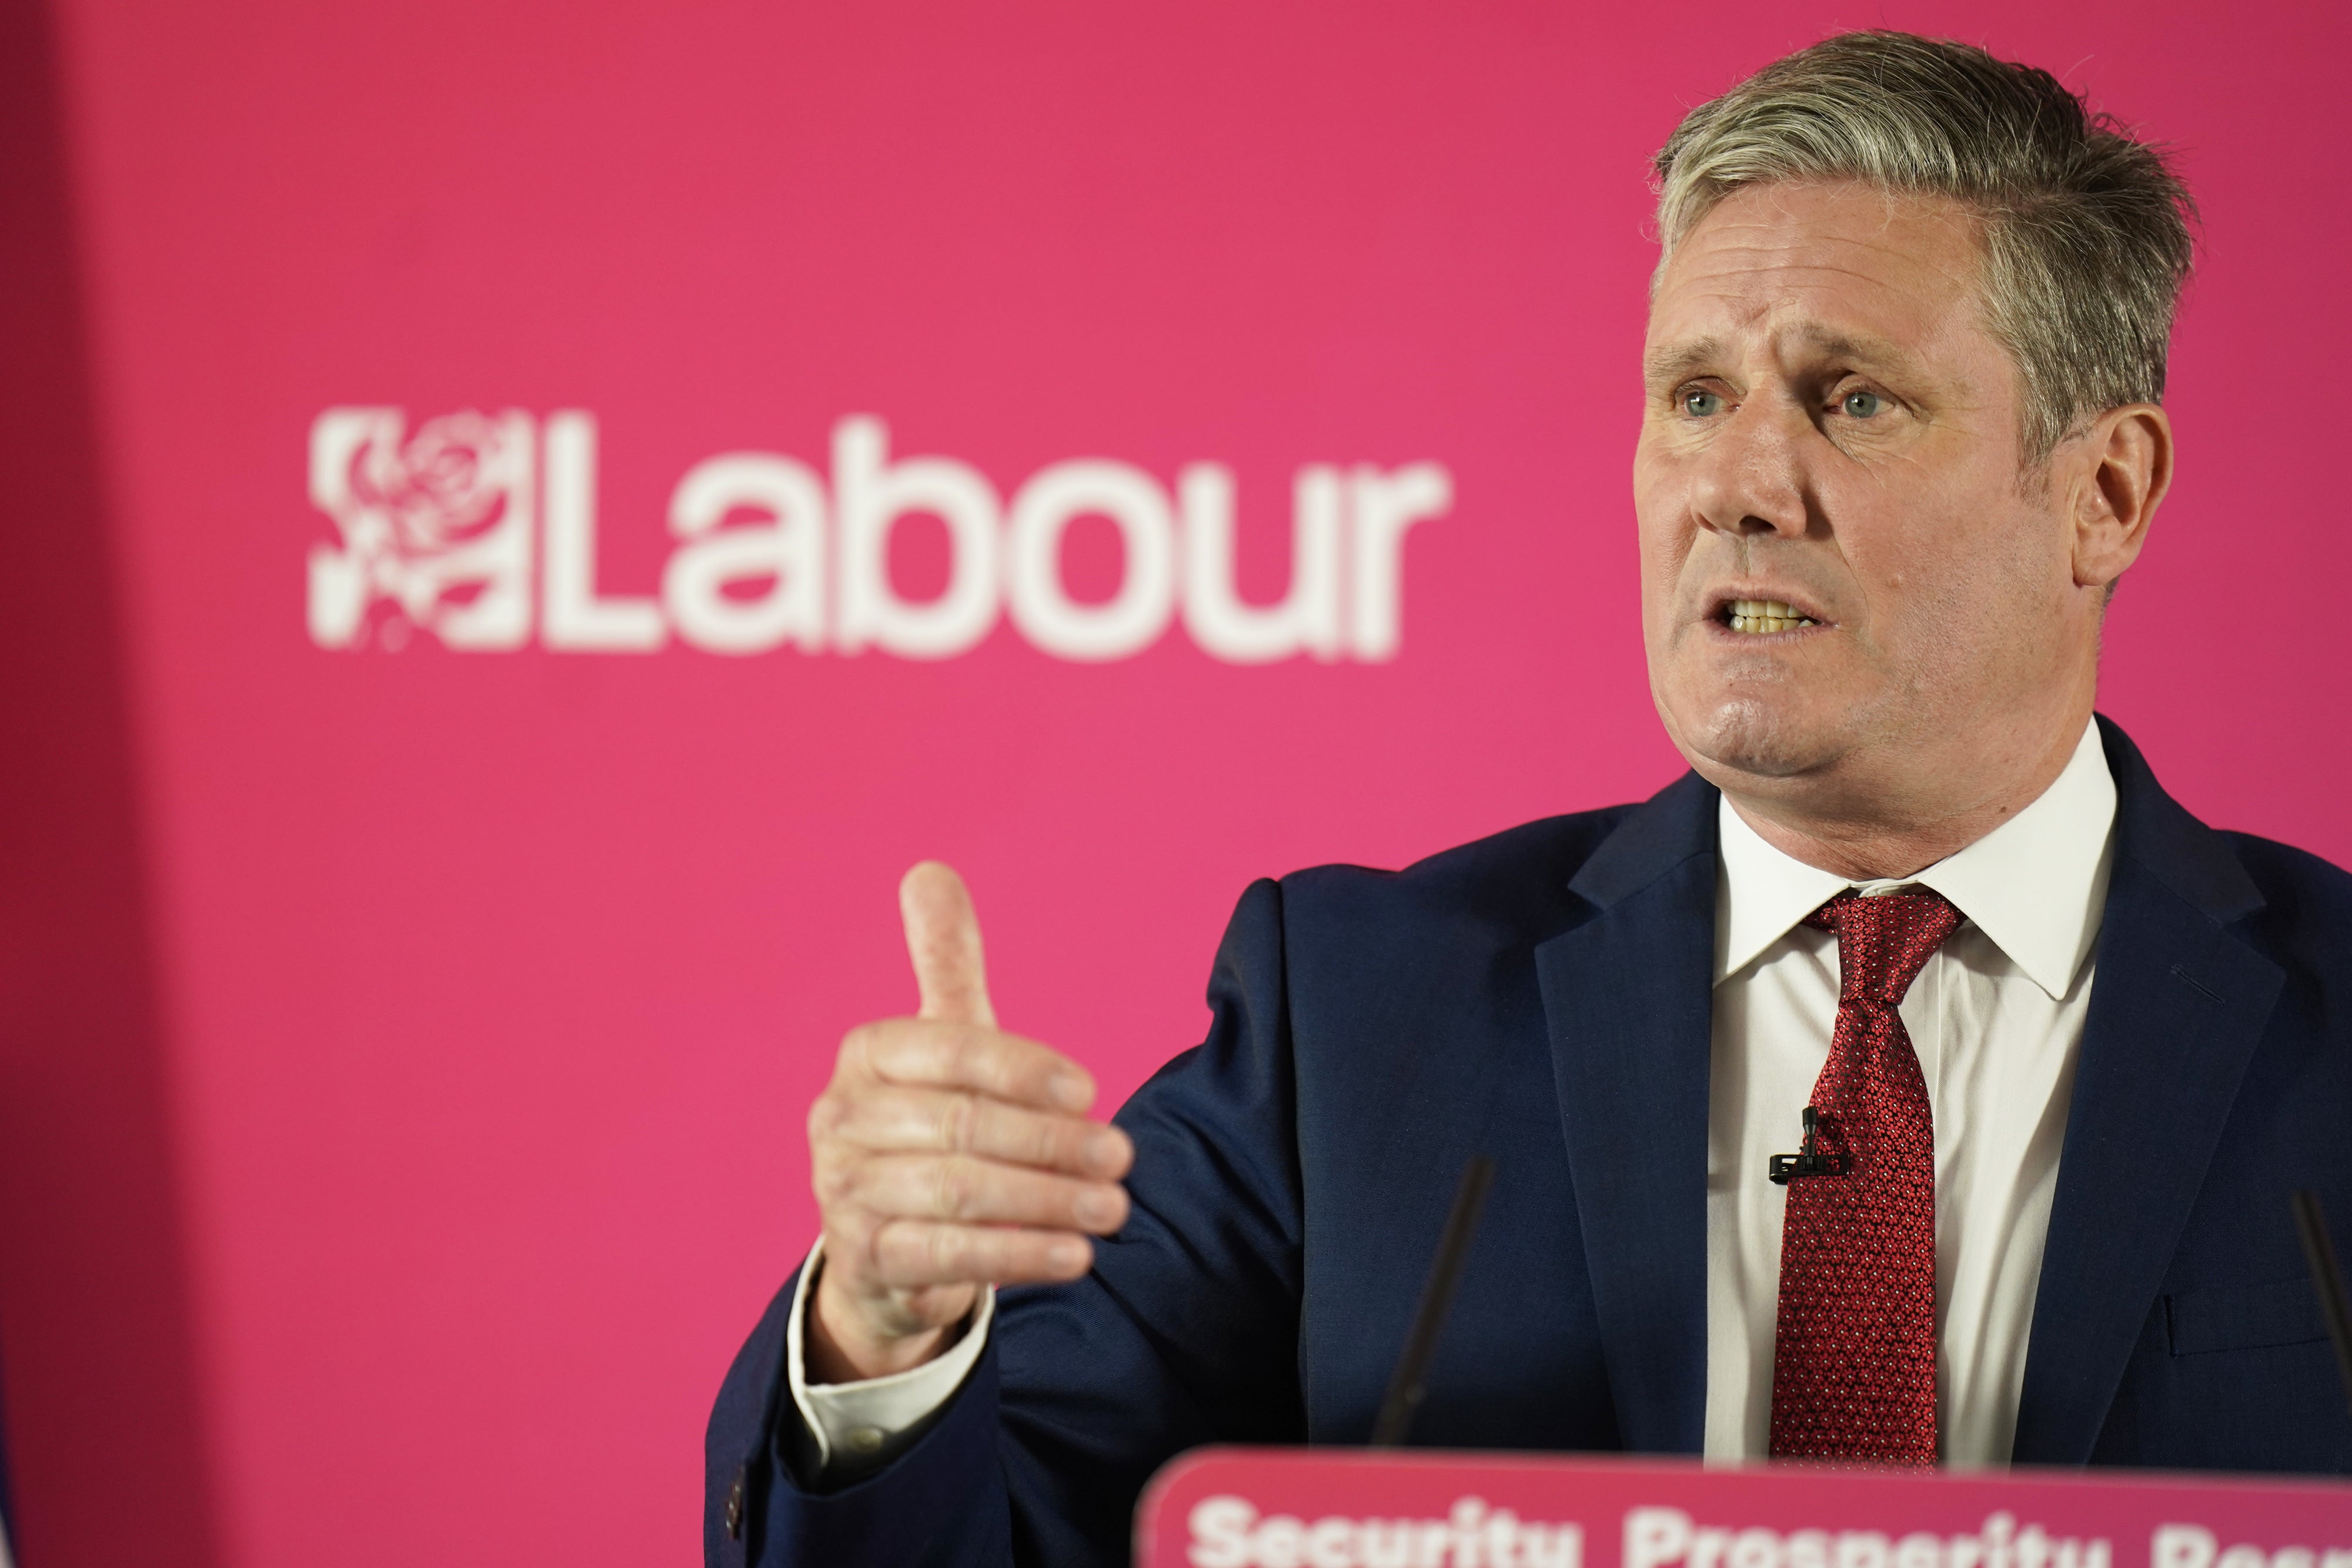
[707,31,2352,1566]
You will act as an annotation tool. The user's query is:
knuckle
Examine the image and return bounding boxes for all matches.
[1034,1115,1070,1168]
[833,1213,881,1273]
[868,1218,912,1276]
[807,1091,846,1144]
[933,1156,978,1220]
[938,1092,978,1154]
[925,1222,964,1276]
[941,1025,982,1085]
[840,1022,892,1081]
[811,1156,858,1211]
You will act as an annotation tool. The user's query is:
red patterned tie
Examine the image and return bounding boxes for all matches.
[1769,888,1962,1465]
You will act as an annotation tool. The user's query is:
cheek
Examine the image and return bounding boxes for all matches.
[1841,487,2062,651]
[1631,500,1691,646]
[1631,458,1693,579]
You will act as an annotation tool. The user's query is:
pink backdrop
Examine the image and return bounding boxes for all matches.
[1,2,2346,1564]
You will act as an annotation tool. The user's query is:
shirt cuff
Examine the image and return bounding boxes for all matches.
[783,1238,995,1483]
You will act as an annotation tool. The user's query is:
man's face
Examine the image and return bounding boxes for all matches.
[1634,180,2093,822]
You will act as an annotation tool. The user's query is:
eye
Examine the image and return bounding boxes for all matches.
[1840,389,1885,419]
[1682,389,1725,418]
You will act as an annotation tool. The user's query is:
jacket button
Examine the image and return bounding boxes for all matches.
[726,1469,745,1539]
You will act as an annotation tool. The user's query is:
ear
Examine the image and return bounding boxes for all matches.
[2065,403,2173,591]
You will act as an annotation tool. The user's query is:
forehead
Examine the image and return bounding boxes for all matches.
[1646,180,1992,367]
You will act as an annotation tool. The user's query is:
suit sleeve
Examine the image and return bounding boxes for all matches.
[704,877,1308,1567]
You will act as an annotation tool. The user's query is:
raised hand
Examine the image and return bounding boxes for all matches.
[804,862,1134,1383]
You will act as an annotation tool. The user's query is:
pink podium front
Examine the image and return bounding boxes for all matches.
[1137,1452,2352,1568]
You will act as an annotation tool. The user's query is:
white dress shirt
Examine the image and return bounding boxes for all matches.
[1706,717,2115,1463]
[792,719,2117,1476]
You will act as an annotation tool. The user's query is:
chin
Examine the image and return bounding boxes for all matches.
[1668,695,1847,783]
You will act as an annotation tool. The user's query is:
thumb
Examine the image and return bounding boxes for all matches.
[899,861,997,1027]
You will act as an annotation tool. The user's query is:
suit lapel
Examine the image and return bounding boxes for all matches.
[2010,718,2285,1462]
[1535,771,1719,1454]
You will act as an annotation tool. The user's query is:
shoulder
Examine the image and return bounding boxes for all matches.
[1193,803,1658,1028]
[2222,830,2352,903]
[1268,804,1646,949]
[2218,829,2352,964]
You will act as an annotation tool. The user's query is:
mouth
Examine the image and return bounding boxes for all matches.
[1713,597,1823,636]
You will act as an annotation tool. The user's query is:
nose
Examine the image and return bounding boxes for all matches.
[1688,395,1811,541]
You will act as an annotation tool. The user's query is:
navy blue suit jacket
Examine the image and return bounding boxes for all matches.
[706,718,2352,1566]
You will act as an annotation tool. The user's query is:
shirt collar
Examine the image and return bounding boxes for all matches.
[1713,718,2117,999]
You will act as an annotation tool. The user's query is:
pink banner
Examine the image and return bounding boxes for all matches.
[1138,1453,2352,1568]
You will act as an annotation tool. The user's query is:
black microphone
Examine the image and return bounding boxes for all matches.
[1769,1105,1849,1184]
[2291,1189,2352,1415]
[1370,1154,1496,1446]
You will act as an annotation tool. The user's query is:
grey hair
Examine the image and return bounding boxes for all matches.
[1652,31,2196,459]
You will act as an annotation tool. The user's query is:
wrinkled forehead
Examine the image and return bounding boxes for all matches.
[1644,180,1993,367]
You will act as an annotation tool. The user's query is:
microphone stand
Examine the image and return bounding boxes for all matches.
[2291,1190,2352,1415]
[1371,1154,1496,1447]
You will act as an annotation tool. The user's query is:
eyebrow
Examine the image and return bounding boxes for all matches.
[1642,326,1932,392]
[1792,325,1928,380]
[1643,337,1726,392]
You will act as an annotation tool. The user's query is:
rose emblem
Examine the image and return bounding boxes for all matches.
[308,407,536,649]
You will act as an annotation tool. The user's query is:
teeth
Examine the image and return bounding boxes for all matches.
[1726,599,1817,634]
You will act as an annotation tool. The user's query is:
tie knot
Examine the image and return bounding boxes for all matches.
[1803,888,1963,1005]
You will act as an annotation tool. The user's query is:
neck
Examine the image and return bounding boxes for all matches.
[1719,712,2092,881]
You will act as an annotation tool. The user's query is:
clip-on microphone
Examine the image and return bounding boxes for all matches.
[1768,1106,1847,1185]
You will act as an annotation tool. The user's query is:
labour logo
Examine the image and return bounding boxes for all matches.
[306,409,1453,663]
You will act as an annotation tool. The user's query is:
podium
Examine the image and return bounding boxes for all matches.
[1136,1450,2352,1568]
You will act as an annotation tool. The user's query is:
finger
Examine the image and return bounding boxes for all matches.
[900,861,995,1028]
[853,1152,1131,1233]
[820,1085,1134,1178]
[852,1018,1095,1113]
[866,1220,1095,1289]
